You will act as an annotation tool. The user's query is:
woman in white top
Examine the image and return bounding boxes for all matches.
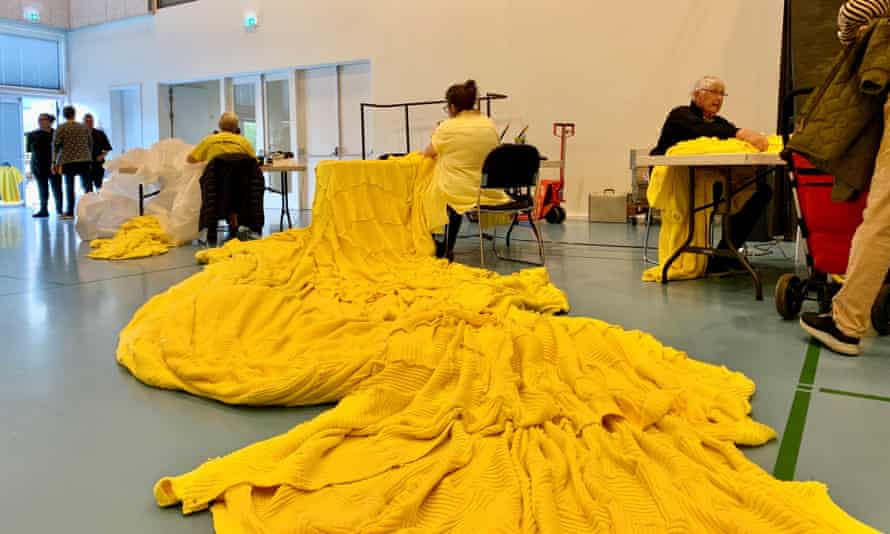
[424,80,509,260]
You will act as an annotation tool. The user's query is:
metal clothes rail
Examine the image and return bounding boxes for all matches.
[360,93,508,160]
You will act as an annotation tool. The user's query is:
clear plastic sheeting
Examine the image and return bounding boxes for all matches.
[76,139,204,244]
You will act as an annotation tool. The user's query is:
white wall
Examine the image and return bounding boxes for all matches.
[1,0,148,29]
[66,0,783,216]
[69,0,148,29]
[110,85,143,157]
[0,0,69,28]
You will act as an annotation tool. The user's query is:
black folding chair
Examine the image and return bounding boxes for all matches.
[199,153,265,245]
[475,144,545,266]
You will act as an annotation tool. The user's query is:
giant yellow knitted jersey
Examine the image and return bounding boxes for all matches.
[117,154,876,533]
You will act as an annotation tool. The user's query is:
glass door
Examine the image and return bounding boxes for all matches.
[21,97,60,208]
[263,74,294,155]
[233,76,262,153]
[0,96,25,207]
[0,96,24,172]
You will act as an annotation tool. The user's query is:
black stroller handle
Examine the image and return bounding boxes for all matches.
[781,87,816,140]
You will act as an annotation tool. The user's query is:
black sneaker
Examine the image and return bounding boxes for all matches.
[32,211,49,218]
[800,312,861,356]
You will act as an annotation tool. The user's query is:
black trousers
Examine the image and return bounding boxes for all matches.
[715,181,773,248]
[61,162,91,216]
[436,207,464,258]
[86,163,105,192]
[34,171,62,214]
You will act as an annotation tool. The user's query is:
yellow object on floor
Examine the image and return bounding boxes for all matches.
[118,155,876,533]
[0,166,24,204]
[643,136,783,282]
[88,216,175,260]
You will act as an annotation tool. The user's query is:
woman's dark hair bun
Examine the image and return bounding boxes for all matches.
[446,79,479,114]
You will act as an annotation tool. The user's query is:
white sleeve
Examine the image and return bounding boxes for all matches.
[838,0,890,45]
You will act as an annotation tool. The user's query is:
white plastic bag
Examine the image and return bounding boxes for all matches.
[77,139,205,244]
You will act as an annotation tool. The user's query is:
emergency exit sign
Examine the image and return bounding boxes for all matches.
[24,8,40,23]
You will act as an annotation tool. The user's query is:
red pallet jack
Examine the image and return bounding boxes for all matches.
[534,122,575,224]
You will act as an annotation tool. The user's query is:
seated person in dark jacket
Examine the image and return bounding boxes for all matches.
[652,76,773,270]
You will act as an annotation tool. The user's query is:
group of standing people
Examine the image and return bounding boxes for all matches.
[26,105,112,219]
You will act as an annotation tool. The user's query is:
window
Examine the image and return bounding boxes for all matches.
[0,33,62,90]
[157,0,199,8]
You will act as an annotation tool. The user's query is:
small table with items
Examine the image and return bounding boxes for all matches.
[633,152,786,300]
[261,160,307,230]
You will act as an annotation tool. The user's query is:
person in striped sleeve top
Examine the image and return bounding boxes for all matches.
[801,0,890,355]
[838,0,890,44]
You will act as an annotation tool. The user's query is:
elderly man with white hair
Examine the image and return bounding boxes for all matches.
[186,112,255,164]
[650,76,773,272]
[652,76,770,155]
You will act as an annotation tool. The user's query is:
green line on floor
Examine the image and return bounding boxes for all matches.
[773,341,822,481]
[820,387,890,404]
[773,388,813,481]
[798,341,821,386]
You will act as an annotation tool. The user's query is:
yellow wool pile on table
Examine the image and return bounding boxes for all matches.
[117,154,876,533]
[88,215,175,260]
[643,136,784,282]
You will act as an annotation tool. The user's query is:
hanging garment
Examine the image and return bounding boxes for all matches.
[118,154,874,534]
[0,166,24,204]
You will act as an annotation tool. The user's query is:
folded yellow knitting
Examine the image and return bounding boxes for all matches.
[117,154,876,533]
[88,215,175,260]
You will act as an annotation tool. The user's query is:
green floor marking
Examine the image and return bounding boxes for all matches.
[773,341,821,481]
[798,341,821,386]
[820,387,890,404]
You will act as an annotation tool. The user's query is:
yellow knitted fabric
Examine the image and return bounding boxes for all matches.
[117,154,876,533]
[0,166,24,204]
[88,216,175,260]
[643,136,783,282]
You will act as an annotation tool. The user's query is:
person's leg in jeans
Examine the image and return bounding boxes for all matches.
[33,172,50,217]
[61,164,77,217]
[49,173,63,214]
[802,97,890,355]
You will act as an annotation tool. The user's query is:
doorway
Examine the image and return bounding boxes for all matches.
[298,63,371,209]
[1,96,59,208]
[168,81,218,146]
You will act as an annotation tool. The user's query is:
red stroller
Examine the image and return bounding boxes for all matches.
[776,90,890,333]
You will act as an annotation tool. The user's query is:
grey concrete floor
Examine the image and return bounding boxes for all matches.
[0,207,887,533]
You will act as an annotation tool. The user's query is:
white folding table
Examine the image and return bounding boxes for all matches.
[632,152,786,300]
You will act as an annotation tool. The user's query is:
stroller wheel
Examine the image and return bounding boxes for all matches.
[545,206,566,224]
[776,273,804,320]
[871,284,890,336]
